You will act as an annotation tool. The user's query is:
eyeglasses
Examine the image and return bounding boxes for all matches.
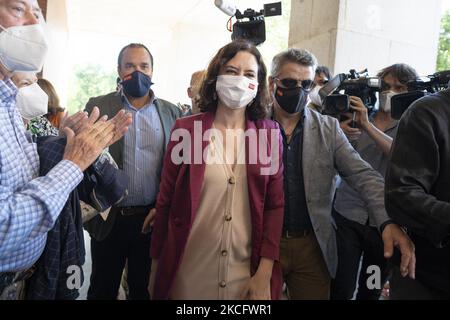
[274,77,314,91]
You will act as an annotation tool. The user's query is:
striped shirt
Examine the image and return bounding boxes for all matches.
[0,79,83,272]
[120,93,164,206]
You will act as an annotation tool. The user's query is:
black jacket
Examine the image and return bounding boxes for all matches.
[386,88,450,293]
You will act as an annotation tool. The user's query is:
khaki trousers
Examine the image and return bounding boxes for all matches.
[280,232,331,300]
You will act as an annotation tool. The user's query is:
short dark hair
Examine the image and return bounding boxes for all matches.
[117,43,154,69]
[377,63,418,85]
[315,66,332,79]
[198,40,270,121]
[270,48,318,77]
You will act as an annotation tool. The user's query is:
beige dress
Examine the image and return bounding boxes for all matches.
[170,130,252,300]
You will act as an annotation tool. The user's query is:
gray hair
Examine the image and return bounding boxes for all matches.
[270,48,318,77]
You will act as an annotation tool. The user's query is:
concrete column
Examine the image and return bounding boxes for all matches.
[289,0,442,75]
[289,0,340,72]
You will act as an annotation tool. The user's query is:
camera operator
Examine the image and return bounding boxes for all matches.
[386,84,450,299]
[344,64,418,144]
[309,66,333,113]
[331,64,418,300]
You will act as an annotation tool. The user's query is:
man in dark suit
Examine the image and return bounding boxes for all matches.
[386,88,450,299]
[85,43,182,300]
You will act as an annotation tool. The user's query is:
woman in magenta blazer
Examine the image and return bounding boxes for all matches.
[149,40,284,300]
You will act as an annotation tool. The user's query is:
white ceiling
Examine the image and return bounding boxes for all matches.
[50,0,283,107]
[65,0,269,37]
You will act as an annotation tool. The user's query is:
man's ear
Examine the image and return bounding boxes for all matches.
[187,87,193,99]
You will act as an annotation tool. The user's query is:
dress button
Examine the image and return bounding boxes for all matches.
[225,215,232,222]
[221,250,228,257]
[228,177,236,185]
[219,281,226,288]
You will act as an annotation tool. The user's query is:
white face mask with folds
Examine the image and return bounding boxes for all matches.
[216,75,259,109]
[379,91,397,113]
[16,83,49,120]
[0,23,49,72]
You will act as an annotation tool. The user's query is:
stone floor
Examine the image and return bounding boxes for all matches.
[77,231,127,300]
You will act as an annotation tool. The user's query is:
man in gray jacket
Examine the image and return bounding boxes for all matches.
[84,43,182,300]
[269,48,415,299]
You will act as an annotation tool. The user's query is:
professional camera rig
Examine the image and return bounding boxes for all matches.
[391,70,450,120]
[318,69,382,117]
[215,0,282,46]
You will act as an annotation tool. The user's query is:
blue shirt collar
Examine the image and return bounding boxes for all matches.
[120,89,157,111]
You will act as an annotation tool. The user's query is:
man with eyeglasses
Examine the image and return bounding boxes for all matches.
[269,49,415,299]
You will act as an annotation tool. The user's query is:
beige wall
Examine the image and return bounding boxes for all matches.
[289,0,340,70]
[42,0,70,108]
[289,0,443,75]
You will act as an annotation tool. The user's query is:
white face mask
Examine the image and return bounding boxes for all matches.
[379,91,396,113]
[216,75,258,109]
[16,83,49,120]
[309,85,323,108]
[0,24,49,72]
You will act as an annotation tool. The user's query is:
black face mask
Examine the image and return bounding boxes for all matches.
[274,86,309,114]
[121,70,153,98]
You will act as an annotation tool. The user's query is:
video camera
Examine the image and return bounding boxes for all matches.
[390,70,450,120]
[215,0,282,46]
[318,69,382,117]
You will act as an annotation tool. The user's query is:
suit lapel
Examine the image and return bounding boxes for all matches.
[302,108,318,200]
[109,93,124,116]
[109,94,125,168]
[155,99,172,152]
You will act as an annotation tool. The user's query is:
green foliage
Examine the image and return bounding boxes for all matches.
[436,10,450,72]
[67,64,117,113]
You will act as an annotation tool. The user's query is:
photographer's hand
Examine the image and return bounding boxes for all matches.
[349,96,370,129]
[340,113,362,141]
[348,96,393,155]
